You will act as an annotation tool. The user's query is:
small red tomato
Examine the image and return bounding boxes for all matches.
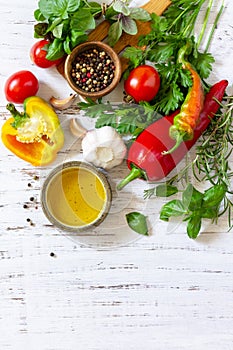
[4,70,39,103]
[124,65,160,103]
[30,40,63,68]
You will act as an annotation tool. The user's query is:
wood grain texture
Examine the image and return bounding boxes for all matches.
[0,1,233,349]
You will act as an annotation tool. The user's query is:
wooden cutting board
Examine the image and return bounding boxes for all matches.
[57,0,171,76]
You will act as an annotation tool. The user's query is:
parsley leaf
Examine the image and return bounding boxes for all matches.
[191,51,215,79]
[80,103,162,135]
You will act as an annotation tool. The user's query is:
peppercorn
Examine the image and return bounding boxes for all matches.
[71,47,116,93]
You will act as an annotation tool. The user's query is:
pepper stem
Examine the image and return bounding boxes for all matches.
[117,166,143,191]
[6,103,29,129]
[162,133,185,155]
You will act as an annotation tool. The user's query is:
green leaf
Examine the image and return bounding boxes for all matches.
[45,38,65,60]
[87,2,102,14]
[187,215,202,239]
[130,8,151,21]
[126,212,149,236]
[147,43,175,63]
[95,113,117,129]
[121,16,137,35]
[63,36,72,54]
[46,17,63,33]
[70,30,88,48]
[34,8,45,21]
[191,51,215,79]
[113,0,130,16]
[122,47,144,68]
[39,0,80,19]
[154,82,183,115]
[160,200,186,221]
[34,23,48,38]
[82,103,113,118]
[71,9,96,32]
[108,21,122,47]
[156,184,178,197]
[52,23,64,38]
[202,184,227,208]
[182,184,203,211]
[179,68,192,88]
[201,207,219,219]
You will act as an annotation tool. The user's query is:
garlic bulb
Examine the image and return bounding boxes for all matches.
[70,119,127,170]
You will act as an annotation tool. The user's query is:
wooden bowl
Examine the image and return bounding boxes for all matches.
[64,41,122,99]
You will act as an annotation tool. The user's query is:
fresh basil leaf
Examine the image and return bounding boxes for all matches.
[121,16,137,35]
[39,0,80,19]
[203,184,227,208]
[66,0,81,13]
[64,36,72,54]
[71,9,96,32]
[71,30,88,48]
[129,8,151,21]
[52,23,64,39]
[126,212,149,236]
[113,0,130,16]
[156,184,178,197]
[87,2,102,14]
[108,21,122,47]
[182,184,203,211]
[34,8,45,21]
[160,199,186,221]
[187,215,202,239]
[46,17,63,34]
[45,38,65,60]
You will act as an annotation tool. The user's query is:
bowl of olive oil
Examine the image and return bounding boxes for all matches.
[41,161,112,232]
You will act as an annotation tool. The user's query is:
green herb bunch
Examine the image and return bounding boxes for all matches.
[78,98,161,136]
[33,0,151,60]
[123,0,224,115]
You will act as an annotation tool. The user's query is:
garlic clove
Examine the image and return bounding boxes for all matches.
[70,118,87,139]
[50,94,77,110]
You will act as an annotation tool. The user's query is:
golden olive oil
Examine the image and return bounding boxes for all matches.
[46,167,107,227]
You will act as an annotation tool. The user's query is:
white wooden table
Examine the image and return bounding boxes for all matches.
[0,1,233,349]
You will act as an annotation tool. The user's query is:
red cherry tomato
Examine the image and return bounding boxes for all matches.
[4,70,39,103]
[30,40,63,68]
[124,65,160,103]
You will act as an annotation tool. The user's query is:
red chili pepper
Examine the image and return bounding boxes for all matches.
[117,80,228,190]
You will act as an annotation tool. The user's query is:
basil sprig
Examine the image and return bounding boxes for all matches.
[105,1,151,46]
[33,0,151,60]
[160,183,228,239]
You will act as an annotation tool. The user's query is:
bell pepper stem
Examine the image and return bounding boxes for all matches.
[117,166,143,191]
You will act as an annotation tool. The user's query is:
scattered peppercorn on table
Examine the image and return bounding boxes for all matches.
[0,1,233,349]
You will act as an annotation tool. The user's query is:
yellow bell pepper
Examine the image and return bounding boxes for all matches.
[1,96,64,166]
